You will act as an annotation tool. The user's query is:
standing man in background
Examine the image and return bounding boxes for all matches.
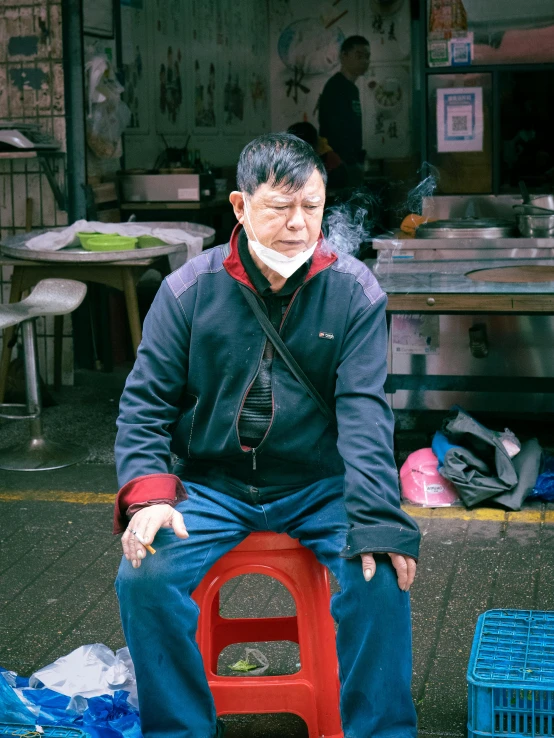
[318,35,370,186]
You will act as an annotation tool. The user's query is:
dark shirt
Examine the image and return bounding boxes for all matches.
[318,72,363,166]
[237,231,309,447]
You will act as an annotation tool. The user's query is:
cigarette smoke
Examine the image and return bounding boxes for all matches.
[405,163,439,216]
[321,165,439,258]
[322,189,382,256]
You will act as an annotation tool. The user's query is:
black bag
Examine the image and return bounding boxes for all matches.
[439,408,541,510]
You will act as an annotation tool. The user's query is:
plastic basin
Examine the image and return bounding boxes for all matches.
[77,232,100,249]
[137,235,166,248]
[80,235,137,251]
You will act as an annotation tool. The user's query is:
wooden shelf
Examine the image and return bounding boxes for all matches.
[121,198,230,211]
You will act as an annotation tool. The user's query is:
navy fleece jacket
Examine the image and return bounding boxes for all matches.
[114,225,420,560]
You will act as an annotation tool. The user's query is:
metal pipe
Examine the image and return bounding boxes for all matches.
[62,0,87,221]
[21,320,43,440]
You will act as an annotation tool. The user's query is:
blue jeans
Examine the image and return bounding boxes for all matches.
[115,476,417,738]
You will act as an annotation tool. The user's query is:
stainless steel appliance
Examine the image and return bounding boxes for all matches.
[118,172,215,202]
[372,195,554,413]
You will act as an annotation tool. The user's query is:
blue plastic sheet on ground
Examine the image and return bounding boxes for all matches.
[0,672,37,724]
[0,670,142,738]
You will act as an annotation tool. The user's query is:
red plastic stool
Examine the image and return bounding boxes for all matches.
[192,531,343,738]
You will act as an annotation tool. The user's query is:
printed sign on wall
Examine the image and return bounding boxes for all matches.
[437,87,483,152]
[364,64,411,159]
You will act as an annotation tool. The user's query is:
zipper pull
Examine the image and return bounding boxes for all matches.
[252,448,257,470]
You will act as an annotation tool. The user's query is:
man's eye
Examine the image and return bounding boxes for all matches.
[274,206,288,211]
[304,205,319,210]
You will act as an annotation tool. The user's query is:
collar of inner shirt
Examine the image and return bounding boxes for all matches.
[238,228,310,298]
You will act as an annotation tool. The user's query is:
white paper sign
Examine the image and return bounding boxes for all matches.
[437,87,483,153]
[392,314,439,355]
[449,33,473,66]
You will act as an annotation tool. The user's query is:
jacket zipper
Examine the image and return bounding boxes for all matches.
[279,264,334,331]
[239,265,334,470]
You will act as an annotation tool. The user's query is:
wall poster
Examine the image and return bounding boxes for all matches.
[436,86,483,152]
[367,0,411,62]
[191,0,218,131]
[270,0,356,132]
[365,63,411,158]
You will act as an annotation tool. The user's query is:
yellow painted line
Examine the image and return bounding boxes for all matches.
[0,490,115,504]
[0,491,551,524]
[403,503,550,524]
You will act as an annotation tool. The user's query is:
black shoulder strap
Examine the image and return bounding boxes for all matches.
[239,284,336,427]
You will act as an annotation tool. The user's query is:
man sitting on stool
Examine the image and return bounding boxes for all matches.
[114,132,420,738]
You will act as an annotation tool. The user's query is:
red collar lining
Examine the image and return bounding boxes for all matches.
[223,224,337,289]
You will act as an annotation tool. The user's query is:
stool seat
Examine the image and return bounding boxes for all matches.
[0,278,87,330]
[0,278,88,470]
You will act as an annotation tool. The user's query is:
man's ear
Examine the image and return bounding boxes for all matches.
[229,191,245,224]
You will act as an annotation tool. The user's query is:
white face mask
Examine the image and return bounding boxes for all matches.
[243,196,317,279]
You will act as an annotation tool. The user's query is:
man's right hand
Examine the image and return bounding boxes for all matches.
[122,504,189,569]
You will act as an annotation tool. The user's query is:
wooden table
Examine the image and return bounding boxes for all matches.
[0,255,170,401]
[0,226,214,401]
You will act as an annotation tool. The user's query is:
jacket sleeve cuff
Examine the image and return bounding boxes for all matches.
[341,524,421,561]
[126,498,178,518]
[113,473,187,534]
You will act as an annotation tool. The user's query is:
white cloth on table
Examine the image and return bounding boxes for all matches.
[25,220,204,261]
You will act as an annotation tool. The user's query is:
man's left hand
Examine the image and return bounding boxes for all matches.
[361,553,416,591]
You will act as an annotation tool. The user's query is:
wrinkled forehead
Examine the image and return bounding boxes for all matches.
[249,171,326,205]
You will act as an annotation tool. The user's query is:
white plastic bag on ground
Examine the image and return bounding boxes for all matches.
[30,643,138,708]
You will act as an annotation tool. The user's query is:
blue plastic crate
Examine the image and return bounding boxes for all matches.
[0,726,87,738]
[468,610,554,737]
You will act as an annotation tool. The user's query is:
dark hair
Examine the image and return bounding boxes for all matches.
[341,35,370,55]
[237,132,327,195]
[287,121,318,150]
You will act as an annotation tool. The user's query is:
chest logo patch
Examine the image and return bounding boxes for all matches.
[319,332,335,340]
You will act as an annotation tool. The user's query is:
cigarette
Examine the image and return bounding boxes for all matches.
[132,530,156,555]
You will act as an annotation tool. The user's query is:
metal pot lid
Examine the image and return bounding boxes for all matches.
[416,219,517,239]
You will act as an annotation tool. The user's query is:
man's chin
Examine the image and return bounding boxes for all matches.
[274,242,309,256]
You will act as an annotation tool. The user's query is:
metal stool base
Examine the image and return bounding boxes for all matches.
[0,437,89,471]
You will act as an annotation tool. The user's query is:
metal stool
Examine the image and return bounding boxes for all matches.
[0,278,88,471]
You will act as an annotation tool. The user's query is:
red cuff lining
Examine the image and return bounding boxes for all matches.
[113,474,187,534]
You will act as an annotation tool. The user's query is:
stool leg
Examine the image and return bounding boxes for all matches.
[22,319,43,437]
[0,267,25,403]
[54,315,64,390]
[0,319,89,471]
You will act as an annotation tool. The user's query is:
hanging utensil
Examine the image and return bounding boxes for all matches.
[519,180,530,204]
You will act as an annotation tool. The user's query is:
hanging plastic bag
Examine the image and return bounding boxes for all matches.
[85,51,131,159]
